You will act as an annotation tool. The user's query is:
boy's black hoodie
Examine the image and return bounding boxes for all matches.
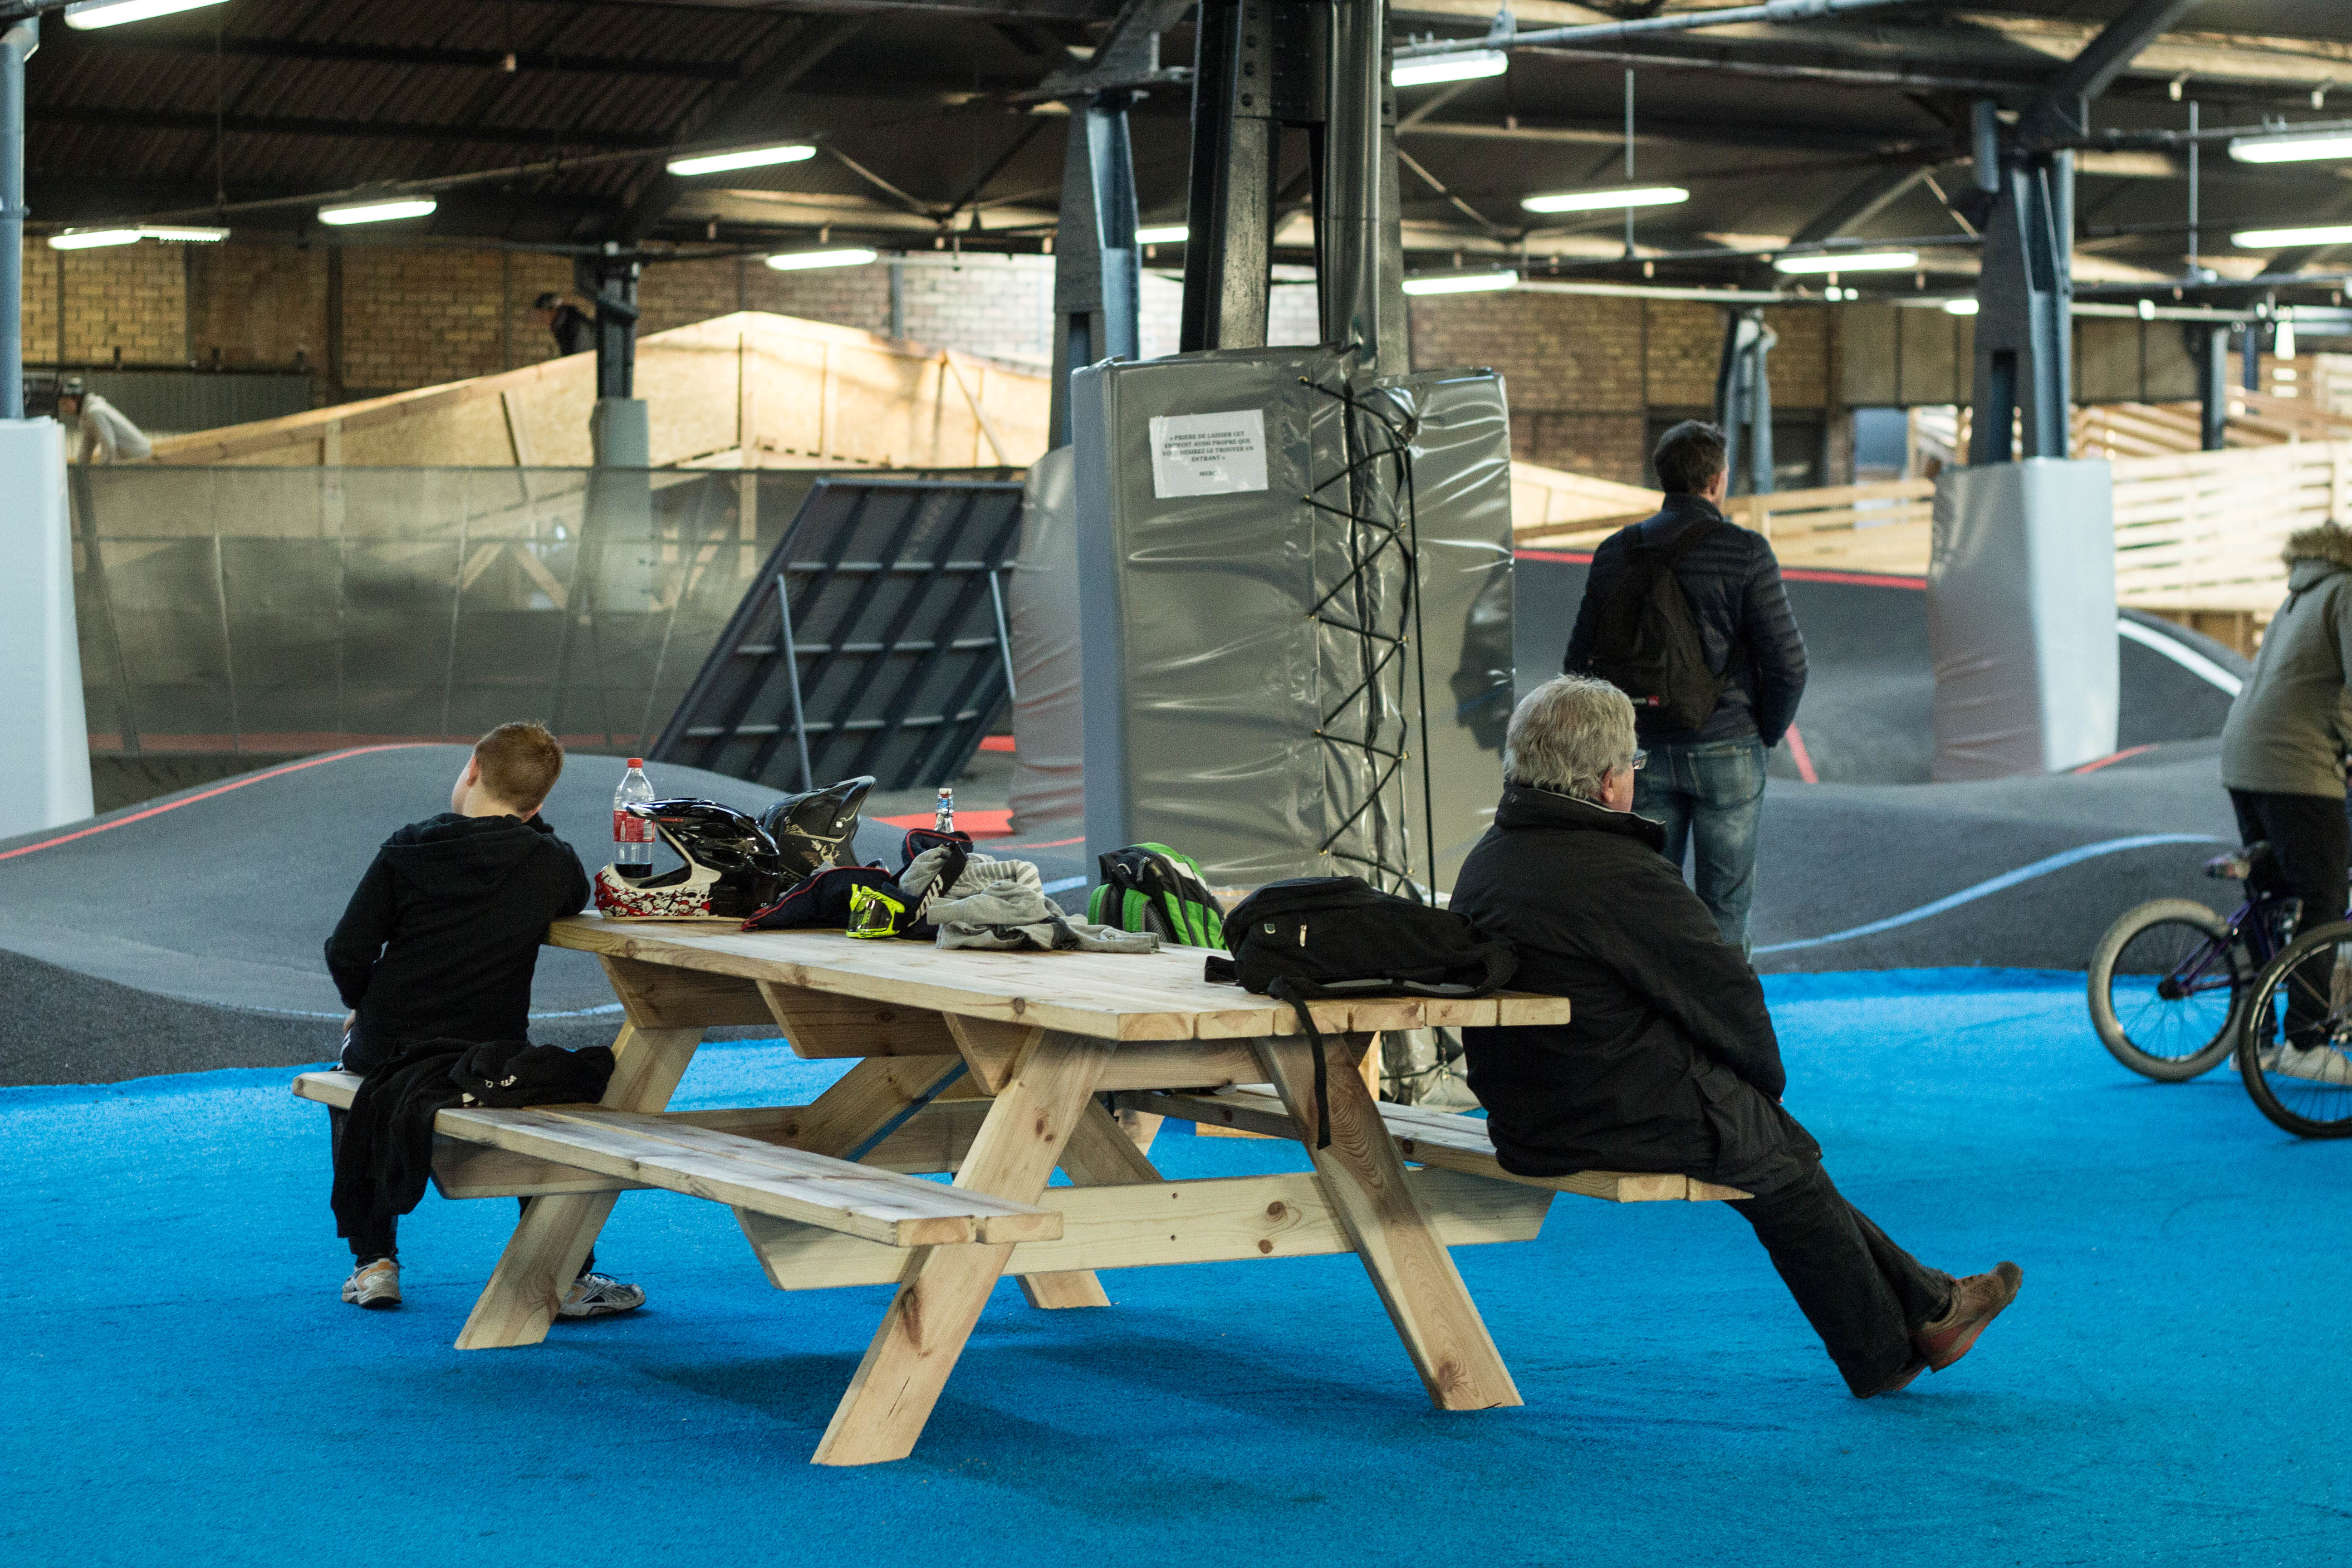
[325,813,590,1070]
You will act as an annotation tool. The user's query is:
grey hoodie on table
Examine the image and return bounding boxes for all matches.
[900,846,1158,954]
[2221,521,2352,799]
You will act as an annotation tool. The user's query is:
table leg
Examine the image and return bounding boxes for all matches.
[1016,1100,1165,1309]
[454,1021,701,1351]
[812,1028,1112,1466]
[1252,1030,1522,1411]
[777,1054,971,1159]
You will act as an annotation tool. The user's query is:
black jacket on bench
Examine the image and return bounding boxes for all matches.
[1450,784,1813,1190]
[326,812,590,1073]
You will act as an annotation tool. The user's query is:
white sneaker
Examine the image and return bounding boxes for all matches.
[558,1271,646,1319]
[2269,1043,2352,1086]
[341,1258,401,1310]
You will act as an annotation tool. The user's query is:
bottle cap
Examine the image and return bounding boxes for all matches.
[627,758,644,768]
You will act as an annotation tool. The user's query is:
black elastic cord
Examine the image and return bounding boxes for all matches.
[1271,977,1332,1149]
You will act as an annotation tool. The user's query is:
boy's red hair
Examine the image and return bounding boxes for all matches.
[475,722,564,811]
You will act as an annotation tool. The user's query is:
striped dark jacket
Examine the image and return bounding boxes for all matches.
[1562,494,1809,747]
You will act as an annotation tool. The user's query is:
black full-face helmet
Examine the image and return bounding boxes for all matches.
[758,774,875,887]
[594,798,786,919]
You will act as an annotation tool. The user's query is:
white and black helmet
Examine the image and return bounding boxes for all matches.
[594,798,786,920]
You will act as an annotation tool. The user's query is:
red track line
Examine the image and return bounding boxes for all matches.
[2070,743,2158,775]
[0,744,432,864]
[1514,549,1593,564]
[1784,724,1821,784]
[1781,567,1927,589]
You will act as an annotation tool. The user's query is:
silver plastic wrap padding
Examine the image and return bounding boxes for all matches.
[1927,457,2118,779]
[1007,446,1085,838]
[1071,348,1512,893]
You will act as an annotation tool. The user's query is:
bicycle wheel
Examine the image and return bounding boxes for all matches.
[2236,918,2352,1138]
[2087,899,2245,1081]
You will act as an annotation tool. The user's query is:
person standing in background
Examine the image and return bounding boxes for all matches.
[58,377,152,465]
[533,292,597,358]
[1563,420,1807,954]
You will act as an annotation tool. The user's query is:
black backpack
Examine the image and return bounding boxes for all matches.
[1574,516,1726,732]
[1205,877,1516,1146]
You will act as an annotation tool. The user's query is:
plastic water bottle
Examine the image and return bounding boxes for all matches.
[934,787,955,834]
[614,759,656,876]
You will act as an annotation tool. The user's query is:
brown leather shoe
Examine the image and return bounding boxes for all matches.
[1914,1261,2022,1372]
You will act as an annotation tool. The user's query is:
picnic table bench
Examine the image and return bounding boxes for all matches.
[293,911,1746,1466]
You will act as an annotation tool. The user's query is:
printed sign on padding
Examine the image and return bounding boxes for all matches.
[1148,407,1269,498]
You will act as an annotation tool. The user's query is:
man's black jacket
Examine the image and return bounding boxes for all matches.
[325,813,590,1066]
[1450,784,1813,1189]
[1563,493,1808,746]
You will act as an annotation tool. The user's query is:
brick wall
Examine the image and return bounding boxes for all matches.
[1409,289,1846,486]
[186,244,328,369]
[17,241,189,365]
[338,248,510,393]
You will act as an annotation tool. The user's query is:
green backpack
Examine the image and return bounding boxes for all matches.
[1087,843,1226,948]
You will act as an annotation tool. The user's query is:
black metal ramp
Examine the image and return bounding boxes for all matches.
[652,478,1024,793]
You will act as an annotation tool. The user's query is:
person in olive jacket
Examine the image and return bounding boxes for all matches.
[1451,675,2020,1399]
[2219,519,2352,1080]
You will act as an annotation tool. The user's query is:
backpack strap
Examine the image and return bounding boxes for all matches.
[1266,975,1332,1150]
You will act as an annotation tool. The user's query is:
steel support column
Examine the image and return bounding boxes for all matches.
[1968,147,2073,465]
[2196,323,2230,451]
[1320,0,1401,374]
[0,16,34,420]
[1179,0,1273,352]
[1050,92,1141,448]
[1714,308,1777,496]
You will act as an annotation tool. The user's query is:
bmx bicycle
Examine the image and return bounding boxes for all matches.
[2088,841,2352,1137]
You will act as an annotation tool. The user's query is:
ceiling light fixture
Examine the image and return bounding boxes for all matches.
[62,0,230,29]
[142,226,229,243]
[1392,50,1508,88]
[1134,223,1189,245]
[2232,222,2352,248]
[1519,185,1690,216]
[1401,270,1518,295]
[1774,249,1918,275]
[1942,297,1980,315]
[318,197,437,226]
[47,228,143,250]
[764,247,880,271]
[666,143,818,177]
[2227,131,2352,165]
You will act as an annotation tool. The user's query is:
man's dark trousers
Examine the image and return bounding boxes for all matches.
[2229,789,2350,1044]
[1727,1142,1956,1395]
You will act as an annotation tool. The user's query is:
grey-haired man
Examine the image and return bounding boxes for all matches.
[1450,673,2020,1399]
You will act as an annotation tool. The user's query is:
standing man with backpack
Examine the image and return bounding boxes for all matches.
[1564,420,1807,953]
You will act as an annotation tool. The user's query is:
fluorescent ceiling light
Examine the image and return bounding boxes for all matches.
[1942,297,1980,315]
[1402,271,1518,295]
[63,0,230,29]
[765,247,880,271]
[1134,223,1189,245]
[2229,131,2352,165]
[48,228,143,250]
[2232,222,2352,248]
[319,197,437,226]
[1520,185,1689,215]
[666,143,817,177]
[1392,50,1508,88]
[49,228,143,250]
[1773,249,1918,274]
[142,226,228,243]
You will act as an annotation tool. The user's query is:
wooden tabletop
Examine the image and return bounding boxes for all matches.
[549,913,1571,1042]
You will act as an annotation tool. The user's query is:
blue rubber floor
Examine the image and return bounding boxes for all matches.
[6,970,2348,1567]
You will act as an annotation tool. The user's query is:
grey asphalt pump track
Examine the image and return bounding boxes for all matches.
[0,564,2256,1086]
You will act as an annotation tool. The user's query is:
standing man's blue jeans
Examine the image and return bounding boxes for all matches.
[1634,738,1768,952]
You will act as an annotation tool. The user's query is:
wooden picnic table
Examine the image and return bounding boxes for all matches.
[296,911,1741,1466]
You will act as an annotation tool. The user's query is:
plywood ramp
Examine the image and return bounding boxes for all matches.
[147,312,1050,471]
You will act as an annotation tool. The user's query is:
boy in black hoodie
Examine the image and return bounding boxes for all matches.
[324,721,643,1317]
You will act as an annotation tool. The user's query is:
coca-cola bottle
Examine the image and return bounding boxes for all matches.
[613,759,656,876]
